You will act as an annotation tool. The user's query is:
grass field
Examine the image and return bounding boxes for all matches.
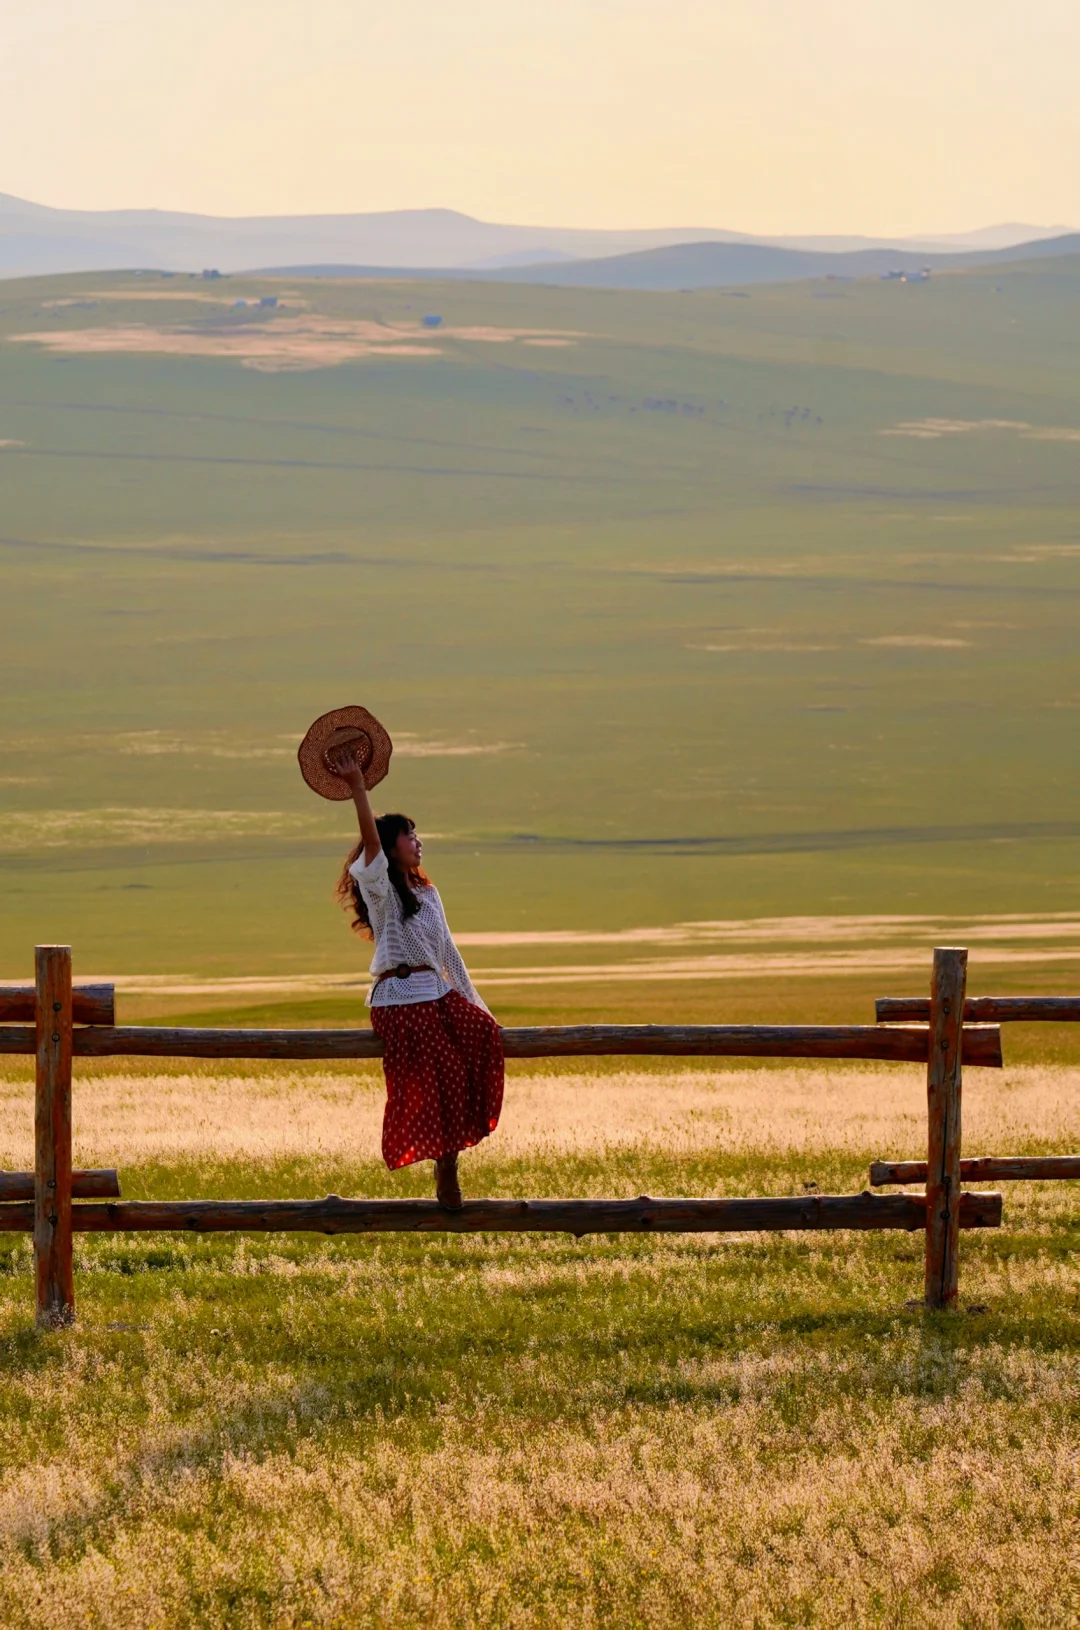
[2,260,1078,1623]
[0,1047,1077,1626]
[2,257,1080,989]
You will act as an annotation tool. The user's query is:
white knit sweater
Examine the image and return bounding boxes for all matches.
[348,848,488,1011]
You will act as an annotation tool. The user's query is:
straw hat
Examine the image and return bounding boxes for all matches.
[297,705,393,800]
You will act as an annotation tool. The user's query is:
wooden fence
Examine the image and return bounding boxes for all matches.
[869,987,1080,1193]
[1,941,1072,1329]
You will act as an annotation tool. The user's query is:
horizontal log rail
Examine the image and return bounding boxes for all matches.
[0,1021,1004,1066]
[877,995,1080,1024]
[871,1156,1080,1185]
[0,1168,120,1202]
[0,982,115,1027]
[0,1190,1003,1238]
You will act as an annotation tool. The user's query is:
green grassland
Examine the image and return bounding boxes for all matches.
[2,271,1079,1623]
[1,258,1079,997]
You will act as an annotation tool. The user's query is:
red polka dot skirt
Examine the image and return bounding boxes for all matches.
[370,990,505,1170]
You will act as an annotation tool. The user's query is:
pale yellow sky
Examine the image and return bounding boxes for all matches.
[2,0,1077,233]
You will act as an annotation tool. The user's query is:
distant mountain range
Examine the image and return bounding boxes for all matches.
[478,233,1080,290]
[264,233,1080,292]
[0,192,1075,283]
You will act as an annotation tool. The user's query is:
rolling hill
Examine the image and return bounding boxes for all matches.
[1,249,1079,981]
[484,234,1080,290]
[0,190,1072,280]
[256,237,1080,291]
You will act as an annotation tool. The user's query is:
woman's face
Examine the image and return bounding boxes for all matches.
[391,826,423,871]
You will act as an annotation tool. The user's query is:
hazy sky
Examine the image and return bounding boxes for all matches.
[3,0,1077,233]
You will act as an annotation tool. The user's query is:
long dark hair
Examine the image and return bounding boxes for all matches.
[335,813,431,940]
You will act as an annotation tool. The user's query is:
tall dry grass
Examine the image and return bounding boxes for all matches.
[2,1061,1078,1171]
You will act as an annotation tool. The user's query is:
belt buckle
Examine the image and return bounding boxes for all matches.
[395,962,412,980]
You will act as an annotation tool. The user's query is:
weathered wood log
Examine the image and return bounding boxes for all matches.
[0,1021,1004,1066]
[872,1155,1080,1185]
[877,995,1080,1024]
[925,948,966,1311]
[35,946,75,1327]
[0,1168,121,1202]
[0,983,115,1026]
[0,1190,1003,1237]
[498,1024,1003,1063]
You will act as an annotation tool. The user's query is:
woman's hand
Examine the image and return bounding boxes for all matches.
[325,741,365,786]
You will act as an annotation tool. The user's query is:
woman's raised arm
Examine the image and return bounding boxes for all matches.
[325,743,381,866]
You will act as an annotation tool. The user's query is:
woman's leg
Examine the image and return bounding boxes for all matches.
[434,1152,463,1209]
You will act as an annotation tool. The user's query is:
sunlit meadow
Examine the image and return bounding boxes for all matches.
[2,250,1079,1625]
[0,1055,1077,1626]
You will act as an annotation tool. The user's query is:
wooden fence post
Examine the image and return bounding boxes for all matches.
[35,945,74,1327]
[925,947,967,1310]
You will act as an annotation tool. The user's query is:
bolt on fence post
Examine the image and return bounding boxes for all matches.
[924,947,967,1310]
[35,945,75,1327]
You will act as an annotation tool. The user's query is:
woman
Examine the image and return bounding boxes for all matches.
[329,742,503,1207]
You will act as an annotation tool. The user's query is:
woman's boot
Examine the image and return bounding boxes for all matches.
[435,1152,463,1210]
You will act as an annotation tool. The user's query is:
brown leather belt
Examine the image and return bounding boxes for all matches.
[373,963,436,988]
